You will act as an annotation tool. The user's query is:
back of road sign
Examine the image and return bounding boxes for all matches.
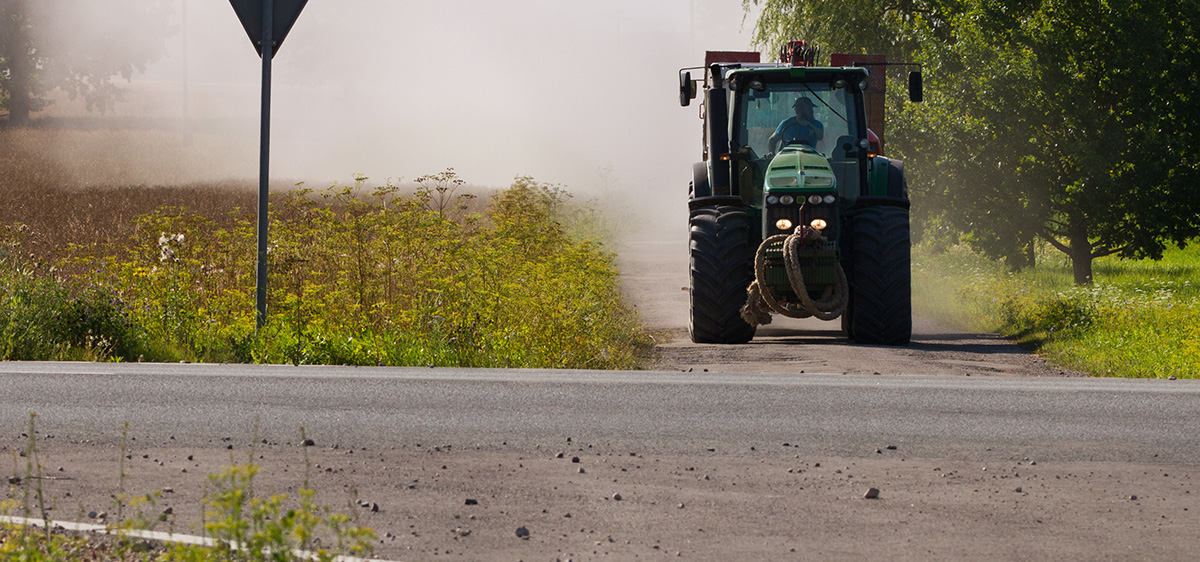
[230,0,308,58]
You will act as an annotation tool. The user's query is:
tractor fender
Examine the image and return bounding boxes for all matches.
[854,196,910,209]
[867,156,909,199]
[690,161,712,199]
[885,159,908,199]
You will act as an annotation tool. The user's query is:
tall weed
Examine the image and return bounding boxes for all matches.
[4,173,651,368]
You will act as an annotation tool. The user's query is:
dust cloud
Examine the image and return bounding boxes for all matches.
[101,0,756,222]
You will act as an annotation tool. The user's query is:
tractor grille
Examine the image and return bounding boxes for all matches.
[765,203,801,237]
[801,202,839,240]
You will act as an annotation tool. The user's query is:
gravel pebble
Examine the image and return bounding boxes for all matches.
[515,526,530,539]
[863,488,881,499]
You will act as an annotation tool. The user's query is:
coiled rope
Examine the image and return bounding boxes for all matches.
[741,228,848,326]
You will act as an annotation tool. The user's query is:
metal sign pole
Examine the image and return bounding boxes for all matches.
[255,0,274,330]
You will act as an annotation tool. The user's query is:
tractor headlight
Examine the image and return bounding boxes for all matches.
[810,218,828,230]
[807,194,822,205]
[766,195,779,205]
[775,219,794,232]
[780,195,795,205]
[823,194,836,204]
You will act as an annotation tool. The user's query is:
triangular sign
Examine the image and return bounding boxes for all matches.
[230,0,308,58]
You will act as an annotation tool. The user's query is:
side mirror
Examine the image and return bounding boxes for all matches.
[908,71,923,103]
[680,71,697,107]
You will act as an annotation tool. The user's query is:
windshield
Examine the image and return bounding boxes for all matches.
[735,82,857,159]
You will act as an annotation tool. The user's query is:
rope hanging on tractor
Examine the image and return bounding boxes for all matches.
[741,227,848,326]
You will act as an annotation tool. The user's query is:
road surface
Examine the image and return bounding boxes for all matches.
[2,364,1198,561]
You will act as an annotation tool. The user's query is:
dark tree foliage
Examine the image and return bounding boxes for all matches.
[0,0,174,125]
[746,0,1200,284]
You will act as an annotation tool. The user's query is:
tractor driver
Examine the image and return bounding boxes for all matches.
[768,97,824,154]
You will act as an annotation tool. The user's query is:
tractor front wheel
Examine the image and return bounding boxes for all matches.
[849,204,911,345]
[689,206,756,344]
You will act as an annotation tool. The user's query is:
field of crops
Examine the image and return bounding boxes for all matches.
[0,127,650,368]
[913,242,1199,379]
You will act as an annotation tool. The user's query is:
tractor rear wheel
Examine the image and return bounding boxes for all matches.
[689,205,755,344]
[849,204,911,345]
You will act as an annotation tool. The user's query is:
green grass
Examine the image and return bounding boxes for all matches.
[914,242,1200,378]
[0,174,652,369]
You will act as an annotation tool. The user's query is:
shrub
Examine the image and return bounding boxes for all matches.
[0,267,143,362]
[913,242,1199,378]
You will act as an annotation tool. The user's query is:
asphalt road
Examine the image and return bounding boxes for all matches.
[2,362,1197,464]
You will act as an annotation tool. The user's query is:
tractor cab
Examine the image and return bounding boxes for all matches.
[726,66,872,240]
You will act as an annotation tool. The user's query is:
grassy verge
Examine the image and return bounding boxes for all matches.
[913,243,1199,378]
[0,174,651,368]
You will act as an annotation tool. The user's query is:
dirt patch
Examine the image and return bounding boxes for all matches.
[8,441,1197,561]
[617,225,1084,378]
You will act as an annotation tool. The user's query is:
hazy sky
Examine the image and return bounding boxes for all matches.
[130,0,760,199]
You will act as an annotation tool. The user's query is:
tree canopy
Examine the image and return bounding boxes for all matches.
[0,0,174,125]
[746,0,1200,284]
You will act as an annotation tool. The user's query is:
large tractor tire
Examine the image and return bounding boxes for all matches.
[689,205,755,344]
[849,204,911,345]
[839,213,857,340]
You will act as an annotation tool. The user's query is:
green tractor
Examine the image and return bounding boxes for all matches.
[680,42,922,345]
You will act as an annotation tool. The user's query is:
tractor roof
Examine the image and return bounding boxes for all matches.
[725,65,871,80]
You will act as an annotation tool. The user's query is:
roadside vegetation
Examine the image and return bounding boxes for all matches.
[0,170,651,368]
[913,242,1199,379]
[2,415,375,561]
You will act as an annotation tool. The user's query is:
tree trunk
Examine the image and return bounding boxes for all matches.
[7,80,31,126]
[1067,214,1093,285]
[1009,237,1036,271]
[1,0,32,126]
